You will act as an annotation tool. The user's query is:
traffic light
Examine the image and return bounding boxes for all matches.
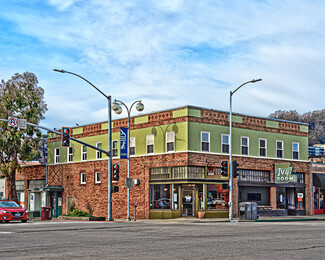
[221,160,229,178]
[112,164,119,180]
[232,160,239,178]
[61,127,70,147]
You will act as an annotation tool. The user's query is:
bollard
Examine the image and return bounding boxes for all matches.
[134,202,137,221]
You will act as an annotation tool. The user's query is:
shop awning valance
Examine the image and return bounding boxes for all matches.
[313,173,325,187]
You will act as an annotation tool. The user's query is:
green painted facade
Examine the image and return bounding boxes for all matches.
[48,107,308,164]
[188,122,308,160]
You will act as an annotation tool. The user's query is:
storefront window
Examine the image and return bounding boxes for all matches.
[150,184,171,209]
[207,184,229,210]
[172,184,180,210]
[296,188,305,210]
[314,188,324,210]
[198,184,204,210]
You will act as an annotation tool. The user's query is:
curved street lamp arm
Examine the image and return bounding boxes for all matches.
[231,79,262,96]
[53,69,109,99]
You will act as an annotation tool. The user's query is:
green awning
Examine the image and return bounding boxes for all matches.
[43,185,64,192]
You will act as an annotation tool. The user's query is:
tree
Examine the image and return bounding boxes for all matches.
[0,72,47,201]
[268,109,325,146]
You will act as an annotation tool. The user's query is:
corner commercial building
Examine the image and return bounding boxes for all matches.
[28,105,311,219]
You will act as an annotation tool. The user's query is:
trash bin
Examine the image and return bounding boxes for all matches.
[41,207,52,220]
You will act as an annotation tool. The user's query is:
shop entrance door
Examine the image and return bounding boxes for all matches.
[181,185,196,217]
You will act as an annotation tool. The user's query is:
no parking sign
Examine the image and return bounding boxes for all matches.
[8,116,18,128]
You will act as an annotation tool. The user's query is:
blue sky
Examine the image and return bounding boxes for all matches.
[1,0,325,129]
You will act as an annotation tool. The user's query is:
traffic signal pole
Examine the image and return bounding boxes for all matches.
[0,119,109,156]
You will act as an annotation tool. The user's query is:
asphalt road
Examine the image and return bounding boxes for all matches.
[0,220,325,259]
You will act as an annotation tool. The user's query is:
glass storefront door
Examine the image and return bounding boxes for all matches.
[181,185,196,217]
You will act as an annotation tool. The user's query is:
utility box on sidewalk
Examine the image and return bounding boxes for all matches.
[250,202,258,220]
[239,202,251,220]
[239,202,257,220]
[41,207,52,220]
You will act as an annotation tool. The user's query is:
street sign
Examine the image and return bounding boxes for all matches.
[120,127,128,159]
[18,119,27,130]
[126,178,133,188]
[7,116,18,128]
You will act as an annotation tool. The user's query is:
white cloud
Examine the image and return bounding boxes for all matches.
[1,0,325,127]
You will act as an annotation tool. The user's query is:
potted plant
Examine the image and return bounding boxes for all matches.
[198,209,205,219]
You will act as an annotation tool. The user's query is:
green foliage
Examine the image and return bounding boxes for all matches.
[68,209,93,217]
[269,109,325,146]
[0,72,47,199]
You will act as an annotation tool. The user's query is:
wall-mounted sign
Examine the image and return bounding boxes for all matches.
[274,163,297,183]
[207,166,215,176]
[120,127,128,159]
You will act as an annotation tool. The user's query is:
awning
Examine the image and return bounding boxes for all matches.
[43,185,64,192]
[313,173,325,187]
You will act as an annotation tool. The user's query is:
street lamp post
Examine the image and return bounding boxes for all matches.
[229,79,262,221]
[53,69,114,221]
[112,99,144,221]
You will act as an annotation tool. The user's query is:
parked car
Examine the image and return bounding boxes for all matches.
[0,200,28,223]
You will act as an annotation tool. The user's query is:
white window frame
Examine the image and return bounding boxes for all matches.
[54,148,60,164]
[241,136,249,156]
[95,171,101,184]
[68,147,73,162]
[292,142,299,160]
[166,132,175,152]
[259,138,267,157]
[221,134,229,154]
[130,137,136,156]
[96,142,102,159]
[80,172,86,184]
[147,135,154,154]
[201,131,210,152]
[82,145,87,161]
[276,140,284,159]
[112,140,119,158]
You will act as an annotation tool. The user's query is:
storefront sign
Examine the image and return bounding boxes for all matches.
[275,163,297,183]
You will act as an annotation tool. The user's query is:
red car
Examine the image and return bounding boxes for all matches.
[0,200,28,223]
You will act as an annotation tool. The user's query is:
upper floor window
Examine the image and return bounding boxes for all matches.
[222,134,229,154]
[96,143,102,159]
[54,148,60,164]
[241,137,249,155]
[130,137,136,156]
[80,172,86,184]
[112,140,118,158]
[292,142,299,160]
[276,141,283,158]
[201,132,210,152]
[95,171,101,184]
[68,147,73,162]
[259,139,267,157]
[82,145,87,161]
[147,135,154,154]
[166,132,175,152]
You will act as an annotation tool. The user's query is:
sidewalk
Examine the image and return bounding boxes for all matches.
[116,214,325,224]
